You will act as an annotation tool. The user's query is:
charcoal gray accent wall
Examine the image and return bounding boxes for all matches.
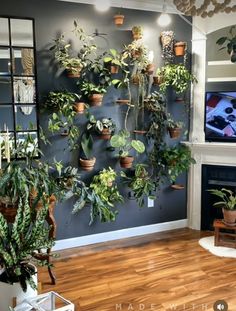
[1,0,192,240]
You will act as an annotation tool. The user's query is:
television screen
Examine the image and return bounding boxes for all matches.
[205,92,236,141]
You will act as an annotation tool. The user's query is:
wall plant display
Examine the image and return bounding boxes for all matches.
[0,17,39,159]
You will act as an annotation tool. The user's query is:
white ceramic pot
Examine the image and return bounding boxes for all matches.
[0,273,37,310]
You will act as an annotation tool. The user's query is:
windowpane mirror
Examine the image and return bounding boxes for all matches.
[13,48,35,75]
[15,105,37,131]
[0,18,9,45]
[13,77,36,103]
[11,19,34,47]
[0,77,12,103]
[0,48,11,75]
[0,17,38,159]
[0,106,14,131]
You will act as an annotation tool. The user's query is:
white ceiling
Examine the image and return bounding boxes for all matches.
[58,0,236,14]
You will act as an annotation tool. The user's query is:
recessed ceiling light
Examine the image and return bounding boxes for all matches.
[94,0,110,12]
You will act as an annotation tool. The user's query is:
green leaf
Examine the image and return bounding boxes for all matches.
[131,140,145,153]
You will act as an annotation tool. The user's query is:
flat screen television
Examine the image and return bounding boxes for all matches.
[205,91,236,142]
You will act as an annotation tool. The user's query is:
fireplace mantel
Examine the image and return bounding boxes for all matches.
[185,141,236,230]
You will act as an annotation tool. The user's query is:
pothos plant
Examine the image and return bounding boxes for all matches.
[50,20,97,75]
[121,164,156,208]
[159,144,196,184]
[72,167,123,224]
[43,91,80,150]
[156,63,197,94]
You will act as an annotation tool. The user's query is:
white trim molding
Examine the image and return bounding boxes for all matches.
[54,219,188,251]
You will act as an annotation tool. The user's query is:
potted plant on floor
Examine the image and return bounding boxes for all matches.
[81,81,106,106]
[103,48,128,74]
[166,114,183,139]
[121,164,156,208]
[208,188,236,225]
[216,25,236,63]
[72,167,123,224]
[0,201,54,310]
[110,130,145,168]
[43,91,80,149]
[156,63,197,95]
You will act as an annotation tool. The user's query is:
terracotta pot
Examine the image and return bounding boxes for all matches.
[99,128,112,140]
[131,50,141,59]
[74,102,85,114]
[146,64,155,75]
[132,75,140,85]
[222,208,236,225]
[174,42,187,56]
[168,127,182,139]
[79,157,96,171]
[119,156,134,168]
[0,204,17,222]
[66,66,82,78]
[111,65,119,74]
[114,14,124,26]
[89,94,104,106]
[153,76,163,86]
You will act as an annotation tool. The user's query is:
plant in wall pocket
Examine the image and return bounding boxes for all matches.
[174,41,187,57]
[159,144,196,190]
[79,130,96,171]
[131,26,143,40]
[113,12,125,26]
[94,118,116,140]
[156,63,197,95]
[110,130,145,168]
[72,168,123,224]
[208,188,236,225]
[216,25,236,63]
[121,164,156,208]
[103,48,128,74]
[166,113,183,139]
[81,81,106,106]
[43,91,80,150]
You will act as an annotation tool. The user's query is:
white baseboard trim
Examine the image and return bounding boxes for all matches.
[53,219,188,251]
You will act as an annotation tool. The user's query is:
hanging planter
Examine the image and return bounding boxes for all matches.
[160,30,175,63]
[120,156,134,168]
[168,127,182,139]
[73,101,86,114]
[132,26,143,40]
[174,41,187,56]
[79,157,96,171]
[89,94,104,106]
[153,75,163,86]
[110,65,119,74]
[146,63,155,75]
[66,66,82,78]
[114,14,125,26]
[99,128,112,140]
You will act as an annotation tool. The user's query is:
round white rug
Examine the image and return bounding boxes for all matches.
[199,236,236,258]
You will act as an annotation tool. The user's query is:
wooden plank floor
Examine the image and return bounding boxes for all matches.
[38,228,236,310]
